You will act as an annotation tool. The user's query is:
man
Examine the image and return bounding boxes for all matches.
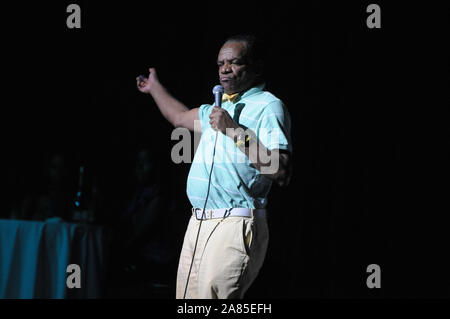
[137,34,292,299]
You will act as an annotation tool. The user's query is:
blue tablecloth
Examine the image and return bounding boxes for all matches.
[0,218,110,298]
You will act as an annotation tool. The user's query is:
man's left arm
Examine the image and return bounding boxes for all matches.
[233,130,292,187]
[209,106,293,187]
[261,148,292,187]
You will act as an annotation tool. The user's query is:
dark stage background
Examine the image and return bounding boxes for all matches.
[2,1,448,298]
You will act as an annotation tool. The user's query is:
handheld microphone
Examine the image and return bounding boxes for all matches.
[212,85,224,107]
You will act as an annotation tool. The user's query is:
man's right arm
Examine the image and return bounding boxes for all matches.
[137,68,200,132]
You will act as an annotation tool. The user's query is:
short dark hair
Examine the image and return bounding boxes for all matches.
[224,34,265,81]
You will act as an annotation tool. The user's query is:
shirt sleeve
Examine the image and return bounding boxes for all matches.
[198,104,213,133]
[257,100,293,153]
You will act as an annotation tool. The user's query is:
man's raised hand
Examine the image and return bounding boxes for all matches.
[136,67,159,94]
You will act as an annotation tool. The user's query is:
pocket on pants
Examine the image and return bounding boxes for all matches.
[240,218,254,256]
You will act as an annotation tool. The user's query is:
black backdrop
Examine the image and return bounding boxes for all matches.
[3,1,448,298]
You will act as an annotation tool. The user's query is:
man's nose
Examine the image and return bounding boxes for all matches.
[220,63,231,74]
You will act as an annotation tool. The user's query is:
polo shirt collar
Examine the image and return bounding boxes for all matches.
[222,83,266,104]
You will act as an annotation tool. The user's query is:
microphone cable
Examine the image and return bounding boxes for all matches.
[183,129,219,299]
[183,84,224,299]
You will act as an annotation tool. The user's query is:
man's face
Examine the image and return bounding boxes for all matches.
[218,41,256,95]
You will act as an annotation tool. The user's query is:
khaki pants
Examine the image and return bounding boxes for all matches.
[176,214,269,299]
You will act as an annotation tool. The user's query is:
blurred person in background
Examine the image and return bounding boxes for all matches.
[15,151,74,221]
[107,146,176,297]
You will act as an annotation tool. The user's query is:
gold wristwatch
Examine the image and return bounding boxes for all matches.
[235,132,250,148]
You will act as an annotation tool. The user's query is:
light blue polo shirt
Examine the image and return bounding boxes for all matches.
[186,83,292,210]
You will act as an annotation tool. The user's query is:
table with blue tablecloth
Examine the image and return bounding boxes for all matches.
[0,218,110,298]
